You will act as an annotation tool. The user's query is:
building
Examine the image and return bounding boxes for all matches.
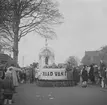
[81,45,107,66]
[81,51,100,65]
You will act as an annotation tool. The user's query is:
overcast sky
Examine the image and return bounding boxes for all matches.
[18,0,107,67]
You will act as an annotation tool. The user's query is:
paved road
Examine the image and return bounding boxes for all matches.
[13,83,107,105]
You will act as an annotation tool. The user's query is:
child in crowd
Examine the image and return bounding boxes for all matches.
[2,73,14,104]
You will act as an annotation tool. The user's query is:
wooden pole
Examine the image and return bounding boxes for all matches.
[23,56,24,67]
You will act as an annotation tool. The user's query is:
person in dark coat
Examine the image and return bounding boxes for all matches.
[23,71,26,83]
[94,65,100,84]
[0,65,5,80]
[73,67,80,84]
[30,68,34,83]
[99,60,107,88]
[100,61,106,78]
[89,65,95,84]
[2,74,14,104]
[81,66,88,87]
[82,66,88,82]
[66,63,73,81]
[100,66,106,88]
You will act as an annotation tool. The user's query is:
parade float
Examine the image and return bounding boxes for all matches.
[36,39,76,87]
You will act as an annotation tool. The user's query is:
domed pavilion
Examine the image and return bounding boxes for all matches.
[39,39,55,68]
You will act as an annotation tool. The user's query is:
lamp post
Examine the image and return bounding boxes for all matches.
[22,56,24,67]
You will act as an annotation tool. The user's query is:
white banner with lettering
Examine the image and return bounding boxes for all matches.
[38,68,67,80]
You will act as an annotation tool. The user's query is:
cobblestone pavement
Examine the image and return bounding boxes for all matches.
[13,83,107,105]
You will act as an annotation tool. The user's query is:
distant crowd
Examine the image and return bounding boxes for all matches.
[66,60,107,88]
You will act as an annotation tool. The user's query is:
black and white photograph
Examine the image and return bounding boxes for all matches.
[0,0,107,105]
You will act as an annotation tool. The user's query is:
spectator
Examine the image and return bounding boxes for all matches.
[23,70,27,83]
[19,71,24,83]
[16,71,20,83]
[94,65,99,84]
[89,65,95,84]
[21,70,26,84]
[7,64,20,93]
[99,61,106,88]
[101,67,106,88]
[81,66,88,87]
[73,67,80,84]
[2,74,14,104]
[0,65,5,80]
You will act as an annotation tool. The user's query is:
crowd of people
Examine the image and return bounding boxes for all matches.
[0,64,22,105]
[66,60,107,88]
[81,61,107,88]
[0,64,35,105]
[0,60,107,104]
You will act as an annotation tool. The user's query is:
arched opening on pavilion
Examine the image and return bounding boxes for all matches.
[39,47,55,68]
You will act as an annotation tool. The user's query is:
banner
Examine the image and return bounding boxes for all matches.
[38,68,67,80]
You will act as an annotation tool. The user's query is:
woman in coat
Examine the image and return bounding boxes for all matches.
[89,65,95,84]
[81,66,88,87]
[7,65,21,92]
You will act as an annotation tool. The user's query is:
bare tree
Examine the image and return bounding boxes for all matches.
[0,0,63,63]
[0,28,13,53]
[66,56,79,67]
[30,62,39,68]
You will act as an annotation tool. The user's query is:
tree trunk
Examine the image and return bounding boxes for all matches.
[13,37,18,64]
[13,27,19,65]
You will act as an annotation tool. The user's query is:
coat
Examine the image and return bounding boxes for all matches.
[2,79,14,95]
[7,66,19,87]
[0,69,5,79]
[82,70,88,82]
[11,70,19,87]
[73,68,80,83]
[100,63,106,78]
[67,70,73,80]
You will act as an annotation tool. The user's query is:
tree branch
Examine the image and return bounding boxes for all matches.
[21,0,43,18]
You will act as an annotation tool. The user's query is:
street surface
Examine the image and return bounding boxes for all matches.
[13,83,107,105]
